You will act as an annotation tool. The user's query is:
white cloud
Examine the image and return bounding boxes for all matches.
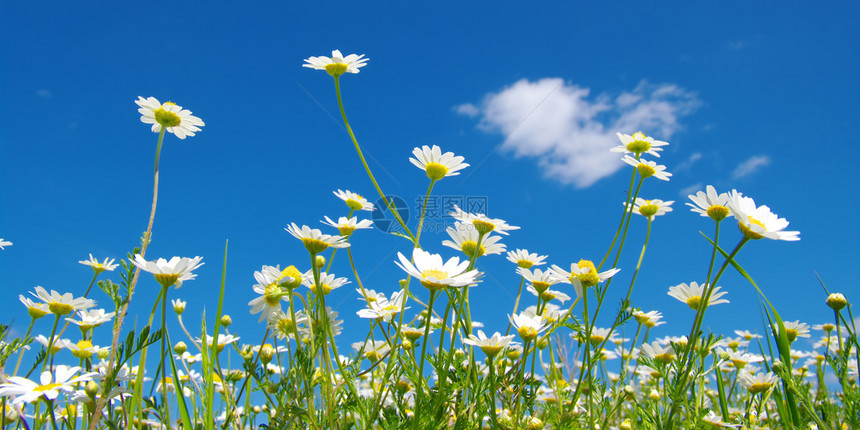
[732,155,771,179]
[462,78,699,187]
[454,103,479,118]
[679,183,703,198]
[675,152,703,172]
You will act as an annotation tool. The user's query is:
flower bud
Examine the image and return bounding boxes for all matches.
[826,293,848,311]
[173,341,187,355]
[620,419,632,430]
[85,381,100,397]
[649,389,661,401]
[399,279,408,288]
[220,315,232,327]
[315,255,326,269]
[172,299,186,315]
[97,348,110,360]
[771,361,785,373]
[4,403,18,422]
[260,344,275,365]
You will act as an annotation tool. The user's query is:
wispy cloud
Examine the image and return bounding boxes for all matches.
[675,152,702,172]
[457,78,699,187]
[679,183,703,198]
[732,155,771,179]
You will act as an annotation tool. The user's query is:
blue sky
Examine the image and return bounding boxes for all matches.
[1,2,858,362]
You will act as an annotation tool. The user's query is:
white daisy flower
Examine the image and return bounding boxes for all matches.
[356,290,408,322]
[621,155,672,181]
[509,312,549,342]
[551,260,620,298]
[611,131,669,158]
[640,341,676,364]
[442,222,506,257]
[738,371,779,394]
[450,204,519,235]
[303,49,369,77]
[517,267,559,294]
[0,239,12,249]
[463,330,516,358]
[248,265,297,323]
[66,309,115,331]
[779,320,811,343]
[31,286,96,316]
[625,198,674,219]
[298,307,342,337]
[352,340,390,362]
[667,282,729,310]
[286,223,349,254]
[587,327,616,346]
[702,410,741,428]
[395,248,480,292]
[728,193,800,241]
[196,334,240,353]
[78,254,118,275]
[733,330,762,341]
[132,255,204,289]
[721,349,764,370]
[322,216,373,237]
[409,145,469,181]
[0,365,95,405]
[302,271,350,296]
[19,295,50,319]
[34,335,72,354]
[333,189,374,211]
[687,185,735,222]
[526,285,572,304]
[633,310,665,328]
[67,340,105,359]
[506,249,547,269]
[135,97,204,139]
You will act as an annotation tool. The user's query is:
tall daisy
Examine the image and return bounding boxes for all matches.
[611,131,669,158]
[0,365,96,405]
[442,223,506,257]
[333,189,374,211]
[248,265,296,323]
[667,282,729,309]
[621,155,672,181]
[135,97,204,139]
[322,216,373,237]
[463,331,516,358]
[687,185,735,222]
[625,198,674,220]
[31,286,96,316]
[728,193,799,241]
[409,145,469,181]
[450,205,519,235]
[506,249,548,269]
[132,255,204,289]
[551,260,620,299]
[286,223,349,254]
[395,248,480,292]
[303,50,369,77]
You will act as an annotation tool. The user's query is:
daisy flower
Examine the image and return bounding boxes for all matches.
[621,155,672,181]
[298,307,342,337]
[450,204,519,235]
[701,410,741,428]
[67,340,104,359]
[728,193,799,241]
[633,310,665,328]
[302,271,350,296]
[506,249,547,269]
[34,335,72,354]
[510,312,549,342]
[625,198,674,219]
[135,97,204,139]
[248,265,297,323]
[687,185,735,222]
[738,371,779,394]
[357,290,408,322]
[322,216,373,237]
[268,309,306,340]
[352,340,390,362]
[286,223,349,254]
[78,254,118,275]
[527,285,572,304]
[172,298,187,314]
[779,320,811,343]
[733,330,762,341]
[66,309,115,331]
[31,286,96,316]
[132,255,204,289]
[517,267,559,294]
[442,222,506,257]
[640,341,676,364]
[551,260,620,298]
[303,49,369,77]
[611,131,669,157]
[395,248,480,292]
[0,239,12,249]
[409,145,469,181]
[667,282,729,310]
[463,330,516,358]
[587,327,615,346]
[0,365,95,405]
[333,189,374,211]
[19,295,50,319]
[722,349,763,370]
[196,334,241,353]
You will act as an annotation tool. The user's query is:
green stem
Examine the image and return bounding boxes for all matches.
[414,180,437,246]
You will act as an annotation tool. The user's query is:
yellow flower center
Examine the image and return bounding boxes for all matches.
[264,284,283,306]
[739,216,766,240]
[280,266,302,289]
[344,196,365,211]
[656,353,675,364]
[574,259,600,288]
[71,340,94,359]
[154,273,181,289]
[626,133,652,154]
[637,163,656,178]
[302,238,330,254]
[420,269,449,292]
[310,282,333,296]
[732,359,747,369]
[48,302,75,316]
[518,326,538,341]
[338,226,357,237]
[460,241,485,258]
[532,281,551,294]
[481,345,504,358]
[728,340,740,350]
[747,382,773,395]
[638,203,660,218]
[28,306,49,319]
[34,383,62,393]
[153,103,182,128]
[472,219,496,235]
[277,318,296,335]
[786,328,798,343]
[706,205,729,221]
[685,296,703,310]
[424,162,449,181]
[517,259,534,269]
[589,334,605,345]
[540,291,556,302]
[325,62,349,77]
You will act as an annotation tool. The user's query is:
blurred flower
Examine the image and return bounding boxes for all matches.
[611,131,669,158]
[633,310,665,328]
[409,145,469,180]
[667,282,729,309]
[34,335,72,353]
[135,96,204,139]
[303,50,368,77]
[728,193,799,241]
[0,365,95,405]
[66,309,115,331]
[738,371,778,394]
[286,223,349,254]
[357,290,407,322]
[395,248,480,292]
[506,249,547,269]
[196,334,241,353]
[0,239,11,249]
[132,255,204,289]
[78,254,118,275]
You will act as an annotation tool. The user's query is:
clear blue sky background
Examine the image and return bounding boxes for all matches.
[1,2,858,364]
